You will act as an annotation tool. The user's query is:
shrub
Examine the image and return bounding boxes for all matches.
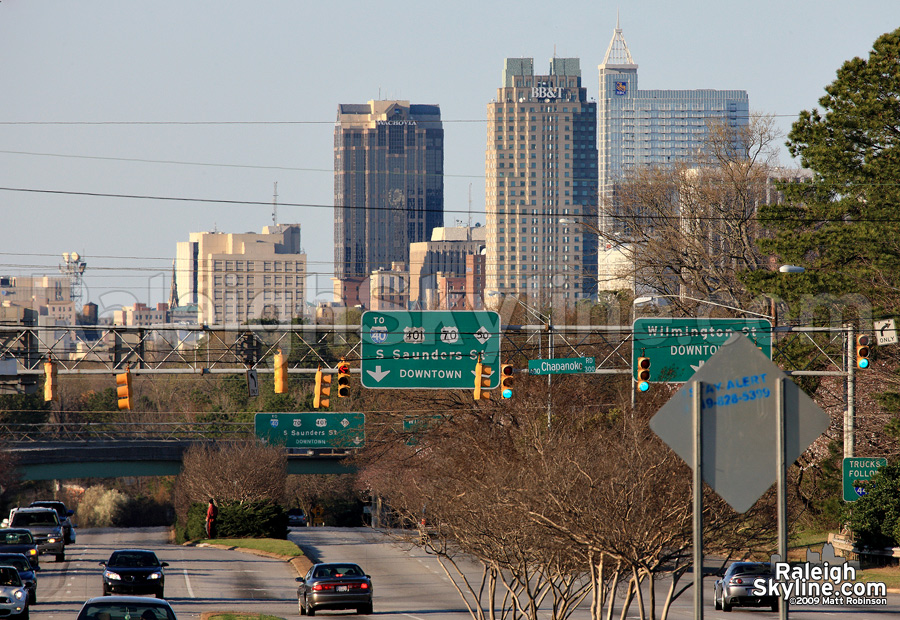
[77,486,127,527]
[181,499,287,541]
[849,461,900,548]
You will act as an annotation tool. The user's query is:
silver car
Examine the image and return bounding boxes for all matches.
[714,561,778,612]
[0,564,30,619]
[297,562,373,616]
[5,509,65,562]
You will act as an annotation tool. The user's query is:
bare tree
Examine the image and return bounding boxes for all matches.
[174,439,286,525]
[613,113,783,315]
[359,380,778,620]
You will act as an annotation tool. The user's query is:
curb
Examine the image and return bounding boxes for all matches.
[193,541,315,576]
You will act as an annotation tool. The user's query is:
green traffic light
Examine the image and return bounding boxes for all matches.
[637,381,650,392]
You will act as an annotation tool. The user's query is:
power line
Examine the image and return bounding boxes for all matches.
[2,185,898,225]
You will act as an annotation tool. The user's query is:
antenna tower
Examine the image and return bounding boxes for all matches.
[272,181,279,226]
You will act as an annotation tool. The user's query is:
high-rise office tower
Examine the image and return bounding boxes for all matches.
[598,19,749,231]
[485,57,598,303]
[333,101,444,307]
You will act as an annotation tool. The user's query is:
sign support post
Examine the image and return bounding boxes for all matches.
[692,380,703,620]
[775,375,788,620]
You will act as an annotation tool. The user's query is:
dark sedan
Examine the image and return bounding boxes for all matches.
[76,596,177,620]
[714,561,778,612]
[0,530,39,569]
[297,562,373,616]
[100,550,168,599]
[0,554,37,604]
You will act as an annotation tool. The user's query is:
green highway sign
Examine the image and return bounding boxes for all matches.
[528,357,596,375]
[843,456,887,502]
[254,413,365,449]
[361,311,501,389]
[633,317,772,383]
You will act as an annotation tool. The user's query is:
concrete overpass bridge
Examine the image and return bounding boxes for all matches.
[6,439,356,481]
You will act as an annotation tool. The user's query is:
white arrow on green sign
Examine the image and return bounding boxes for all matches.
[633,317,772,383]
[361,311,501,389]
[528,357,596,375]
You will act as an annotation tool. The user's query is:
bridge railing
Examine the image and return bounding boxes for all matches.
[0,421,255,442]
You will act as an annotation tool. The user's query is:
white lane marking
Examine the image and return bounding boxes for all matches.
[183,568,195,598]
[403,615,427,620]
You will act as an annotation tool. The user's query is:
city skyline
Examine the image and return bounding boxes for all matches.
[1,2,897,315]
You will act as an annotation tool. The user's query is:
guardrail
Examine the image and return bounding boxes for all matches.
[0,421,253,442]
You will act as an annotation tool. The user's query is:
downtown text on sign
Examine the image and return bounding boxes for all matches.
[633,317,772,383]
[254,413,365,449]
[528,357,596,376]
[361,311,501,389]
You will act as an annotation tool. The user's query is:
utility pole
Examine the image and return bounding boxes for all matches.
[845,323,855,459]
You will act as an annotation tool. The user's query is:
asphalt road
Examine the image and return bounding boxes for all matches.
[26,526,900,620]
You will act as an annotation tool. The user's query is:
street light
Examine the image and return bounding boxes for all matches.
[633,294,774,321]
[779,265,805,274]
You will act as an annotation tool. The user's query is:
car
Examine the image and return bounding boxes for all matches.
[29,500,75,544]
[75,596,177,620]
[100,550,168,599]
[0,564,30,619]
[287,508,307,527]
[4,508,65,562]
[0,530,40,569]
[0,553,38,604]
[296,562,373,616]
[714,561,778,612]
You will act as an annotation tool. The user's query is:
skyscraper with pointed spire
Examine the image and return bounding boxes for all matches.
[597,18,749,231]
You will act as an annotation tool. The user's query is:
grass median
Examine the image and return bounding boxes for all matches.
[199,538,303,557]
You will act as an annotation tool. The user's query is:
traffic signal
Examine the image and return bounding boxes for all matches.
[636,356,651,393]
[116,368,133,410]
[314,367,331,409]
[473,360,493,400]
[336,359,351,398]
[856,335,871,369]
[237,333,259,366]
[43,360,57,402]
[500,364,513,399]
[274,349,288,393]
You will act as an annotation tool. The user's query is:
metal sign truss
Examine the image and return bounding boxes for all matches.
[0,322,852,377]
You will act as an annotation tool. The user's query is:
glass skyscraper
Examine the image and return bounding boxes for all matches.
[597,20,749,232]
[333,101,444,306]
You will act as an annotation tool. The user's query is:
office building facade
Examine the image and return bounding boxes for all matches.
[598,21,749,231]
[333,100,444,307]
[408,225,486,309]
[485,57,598,303]
[175,225,307,325]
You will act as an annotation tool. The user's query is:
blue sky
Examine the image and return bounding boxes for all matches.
[1,1,897,314]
